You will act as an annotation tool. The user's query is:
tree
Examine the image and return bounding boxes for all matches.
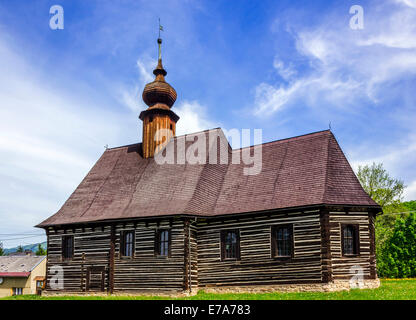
[357,162,405,208]
[0,242,4,256]
[377,213,416,278]
[403,200,416,212]
[16,245,24,253]
[356,162,410,278]
[35,243,46,256]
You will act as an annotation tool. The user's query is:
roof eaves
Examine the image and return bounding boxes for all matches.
[0,272,31,278]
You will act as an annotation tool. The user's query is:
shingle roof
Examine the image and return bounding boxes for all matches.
[36,129,379,227]
[0,256,46,277]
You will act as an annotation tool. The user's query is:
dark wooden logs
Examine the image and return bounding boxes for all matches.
[109,224,115,293]
[44,207,377,292]
[320,209,333,282]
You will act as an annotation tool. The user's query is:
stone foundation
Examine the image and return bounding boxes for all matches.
[201,279,381,293]
[43,291,192,298]
[43,279,380,297]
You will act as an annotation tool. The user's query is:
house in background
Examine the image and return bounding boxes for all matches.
[9,250,35,256]
[36,37,381,294]
[0,256,46,297]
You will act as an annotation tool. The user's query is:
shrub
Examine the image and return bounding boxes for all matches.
[377,213,416,278]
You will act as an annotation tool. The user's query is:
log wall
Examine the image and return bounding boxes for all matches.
[189,220,198,289]
[113,219,185,292]
[46,218,187,293]
[44,207,376,293]
[196,210,323,287]
[46,226,111,292]
[328,211,376,280]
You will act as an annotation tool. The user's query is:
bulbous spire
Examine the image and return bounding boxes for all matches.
[142,38,177,109]
[139,30,180,159]
[142,59,177,108]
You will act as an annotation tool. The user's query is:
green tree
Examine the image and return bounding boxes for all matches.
[16,245,24,253]
[35,243,46,256]
[378,213,416,278]
[356,162,410,278]
[0,242,4,256]
[357,162,405,208]
[376,202,410,257]
[403,200,416,212]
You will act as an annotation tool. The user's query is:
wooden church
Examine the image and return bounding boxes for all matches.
[36,37,381,294]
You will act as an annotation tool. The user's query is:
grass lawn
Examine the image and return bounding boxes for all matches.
[2,279,416,300]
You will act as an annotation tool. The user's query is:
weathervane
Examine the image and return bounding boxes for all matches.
[158,18,164,60]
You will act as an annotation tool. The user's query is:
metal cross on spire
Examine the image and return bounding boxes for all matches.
[158,18,164,38]
[158,18,164,60]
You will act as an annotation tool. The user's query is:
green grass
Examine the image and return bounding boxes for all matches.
[2,279,416,300]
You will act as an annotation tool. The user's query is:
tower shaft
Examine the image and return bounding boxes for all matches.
[140,36,179,158]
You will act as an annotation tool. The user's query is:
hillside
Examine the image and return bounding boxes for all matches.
[4,241,47,255]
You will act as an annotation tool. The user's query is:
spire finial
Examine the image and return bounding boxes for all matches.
[158,18,164,60]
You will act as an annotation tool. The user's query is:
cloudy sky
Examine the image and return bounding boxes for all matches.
[0,0,415,248]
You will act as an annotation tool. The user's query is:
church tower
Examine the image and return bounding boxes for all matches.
[139,35,179,158]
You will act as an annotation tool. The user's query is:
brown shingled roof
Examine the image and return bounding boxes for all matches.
[36,129,379,227]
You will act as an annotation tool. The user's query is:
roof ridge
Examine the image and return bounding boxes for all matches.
[107,142,140,151]
[174,127,222,139]
[106,129,331,152]
[236,129,331,151]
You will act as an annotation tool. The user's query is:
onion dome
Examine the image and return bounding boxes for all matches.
[139,37,179,123]
[142,58,177,108]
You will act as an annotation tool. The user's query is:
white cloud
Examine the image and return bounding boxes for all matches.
[254,1,416,202]
[254,72,363,116]
[115,56,156,113]
[349,136,416,201]
[254,81,302,115]
[296,31,332,63]
[136,56,156,84]
[359,4,416,49]
[404,180,416,201]
[395,0,416,9]
[175,100,217,136]
[273,58,296,80]
[254,1,416,115]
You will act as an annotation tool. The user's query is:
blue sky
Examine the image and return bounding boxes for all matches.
[0,0,415,248]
